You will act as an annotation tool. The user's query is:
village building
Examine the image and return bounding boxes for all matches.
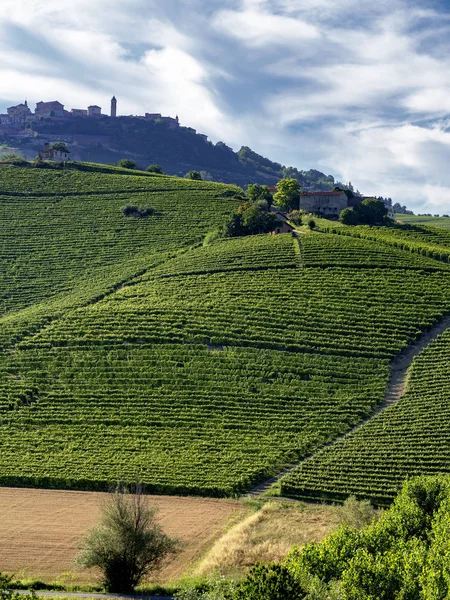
[71,108,88,117]
[87,105,102,117]
[111,96,117,118]
[35,101,65,118]
[299,191,348,216]
[39,143,70,162]
[7,101,32,122]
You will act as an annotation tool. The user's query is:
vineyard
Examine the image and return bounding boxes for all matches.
[279,328,450,505]
[3,165,450,497]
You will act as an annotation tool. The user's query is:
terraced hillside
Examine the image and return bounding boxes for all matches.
[2,172,450,498]
[279,327,450,505]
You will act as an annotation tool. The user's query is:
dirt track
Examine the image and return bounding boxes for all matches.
[0,488,246,584]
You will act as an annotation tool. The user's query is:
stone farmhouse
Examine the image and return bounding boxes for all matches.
[300,191,348,216]
[39,143,70,162]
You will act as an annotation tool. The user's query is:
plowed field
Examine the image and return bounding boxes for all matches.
[0,488,245,584]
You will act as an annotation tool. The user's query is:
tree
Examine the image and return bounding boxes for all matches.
[147,164,163,174]
[247,184,273,207]
[118,159,136,169]
[357,198,388,225]
[76,484,178,593]
[339,207,359,225]
[51,141,69,152]
[185,170,202,180]
[273,179,301,212]
[307,219,316,230]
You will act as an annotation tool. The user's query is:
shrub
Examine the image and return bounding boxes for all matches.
[186,171,202,180]
[118,159,136,169]
[233,563,305,600]
[307,219,316,230]
[339,496,379,529]
[76,484,179,593]
[288,210,303,226]
[147,164,163,174]
[203,230,223,246]
[122,205,155,218]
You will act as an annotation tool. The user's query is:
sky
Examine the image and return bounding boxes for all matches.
[2,1,450,212]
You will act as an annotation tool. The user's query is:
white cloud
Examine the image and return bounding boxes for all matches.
[212,6,319,47]
[2,0,450,210]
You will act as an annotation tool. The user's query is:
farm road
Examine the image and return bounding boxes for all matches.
[250,313,450,496]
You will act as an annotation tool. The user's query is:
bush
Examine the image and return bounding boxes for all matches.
[233,563,305,600]
[122,205,155,218]
[307,219,316,230]
[186,170,202,180]
[288,210,303,226]
[118,159,136,169]
[76,484,179,593]
[147,164,163,174]
[203,230,223,246]
[339,496,379,529]
[0,572,36,600]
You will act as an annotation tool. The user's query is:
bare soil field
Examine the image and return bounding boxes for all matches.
[0,488,247,585]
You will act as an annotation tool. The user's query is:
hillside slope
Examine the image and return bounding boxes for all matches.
[2,173,450,497]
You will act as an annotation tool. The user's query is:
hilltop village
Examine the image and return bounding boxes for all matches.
[0,96,396,215]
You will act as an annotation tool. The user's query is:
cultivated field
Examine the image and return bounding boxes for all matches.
[0,487,246,584]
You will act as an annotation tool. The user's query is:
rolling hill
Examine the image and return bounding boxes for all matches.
[2,164,450,500]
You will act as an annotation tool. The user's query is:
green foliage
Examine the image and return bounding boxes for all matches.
[76,484,178,593]
[308,219,316,230]
[273,178,301,212]
[186,170,202,180]
[339,198,388,226]
[174,577,239,600]
[339,208,359,225]
[223,204,278,237]
[233,563,305,600]
[358,198,388,224]
[286,476,450,599]
[121,205,155,218]
[0,572,36,600]
[117,159,136,169]
[288,210,303,226]
[246,184,273,207]
[51,141,69,152]
[338,496,379,530]
[147,164,163,174]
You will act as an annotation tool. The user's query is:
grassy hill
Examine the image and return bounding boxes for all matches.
[396,213,450,230]
[2,165,450,498]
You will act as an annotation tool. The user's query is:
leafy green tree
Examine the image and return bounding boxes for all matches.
[339,207,359,225]
[118,159,136,169]
[51,142,69,152]
[357,198,388,224]
[307,219,316,230]
[76,484,178,593]
[185,170,202,180]
[147,164,163,174]
[241,205,278,235]
[247,184,273,207]
[273,179,301,212]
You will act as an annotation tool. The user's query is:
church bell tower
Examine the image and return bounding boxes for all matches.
[111,96,117,118]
